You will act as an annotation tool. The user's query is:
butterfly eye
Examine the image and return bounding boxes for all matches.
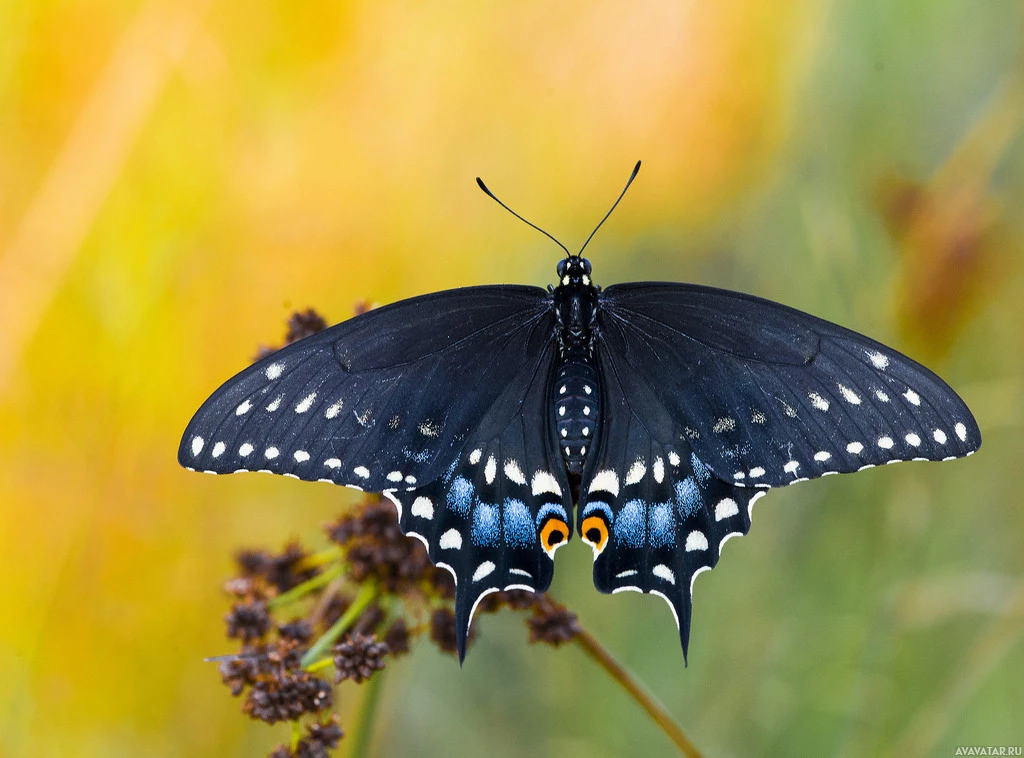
[539,518,570,557]
[580,515,609,556]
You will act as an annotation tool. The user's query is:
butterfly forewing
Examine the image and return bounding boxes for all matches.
[179,286,553,492]
[598,283,981,488]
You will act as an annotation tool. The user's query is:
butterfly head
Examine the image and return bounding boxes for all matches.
[556,256,592,288]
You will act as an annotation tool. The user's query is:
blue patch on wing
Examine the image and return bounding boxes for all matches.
[471,503,501,546]
[613,499,646,548]
[691,452,712,486]
[674,477,701,517]
[503,498,536,548]
[649,502,676,548]
[582,500,614,523]
[536,503,568,526]
[447,476,474,517]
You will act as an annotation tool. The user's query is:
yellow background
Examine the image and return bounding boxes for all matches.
[2,1,1022,755]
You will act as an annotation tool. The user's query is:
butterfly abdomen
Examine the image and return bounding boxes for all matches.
[555,359,599,476]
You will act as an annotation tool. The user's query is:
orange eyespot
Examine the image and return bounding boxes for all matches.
[540,518,569,556]
[580,515,609,555]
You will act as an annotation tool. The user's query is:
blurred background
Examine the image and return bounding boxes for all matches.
[2,0,1023,755]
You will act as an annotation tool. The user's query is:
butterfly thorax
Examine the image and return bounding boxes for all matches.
[553,256,601,479]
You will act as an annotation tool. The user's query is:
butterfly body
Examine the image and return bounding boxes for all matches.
[181,252,980,662]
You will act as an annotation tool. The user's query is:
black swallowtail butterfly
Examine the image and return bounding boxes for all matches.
[179,163,980,662]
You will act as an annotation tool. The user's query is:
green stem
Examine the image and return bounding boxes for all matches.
[574,627,703,758]
[301,582,378,669]
[297,545,344,571]
[268,563,344,610]
[290,719,302,752]
[348,669,386,758]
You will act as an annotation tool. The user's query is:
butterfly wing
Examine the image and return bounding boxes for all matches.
[180,286,552,490]
[179,285,573,661]
[579,281,980,659]
[384,336,574,660]
[579,344,763,661]
[598,282,981,486]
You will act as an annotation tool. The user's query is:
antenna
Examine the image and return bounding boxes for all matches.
[577,160,641,257]
[475,177,570,257]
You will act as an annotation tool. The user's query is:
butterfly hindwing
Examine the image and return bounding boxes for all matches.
[580,348,763,660]
[179,286,553,492]
[598,283,981,488]
[384,339,573,660]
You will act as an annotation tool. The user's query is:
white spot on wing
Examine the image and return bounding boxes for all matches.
[503,459,526,485]
[191,436,204,456]
[668,452,681,466]
[531,471,562,497]
[266,396,282,412]
[235,400,252,416]
[484,455,497,484]
[877,436,894,449]
[847,441,864,455]
[293,450,310,463]
[868,351,889,369]
[411,496,434,520]
[439,529,462,550]
[955,422,967,442]
[809,392,830,411]
[715,498,739,521]
[387,471,403,482]
[294,393,316,413]
[264,446,279,459]
[933,429,947,444]
[875,390,890,403]
[712,416,736,433]
[685,531,708,551]
[814,451,832,462]
[353,466,370,478]
[473,561,496,582]
[838,384,861,404]
[239,443,254,457]
[784,460,800,474]
[904,389,921,406]
[615,570,638,579]
[509,568,532,578]
[652,564,676,584]
[210,441,226,458]
[325,400,343,419]
[625,459,646,485]
[748,467,765,479]
[469,449,482,464]
[905,432,921,447]
[653,457,664,483]
[265,362,284,380]
[589,469,620,497]
[324,458,341,469]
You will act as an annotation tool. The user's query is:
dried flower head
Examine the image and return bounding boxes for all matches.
[226,600,272,643]
[333,633,389,684]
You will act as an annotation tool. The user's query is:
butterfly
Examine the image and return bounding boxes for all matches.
[179,163,980,662]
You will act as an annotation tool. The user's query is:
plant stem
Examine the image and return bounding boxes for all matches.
[296,545,344,571]
[301,582,378,669]
[348,669,385,758]
[574,627,703,758]
[268,563,344,610]
[290,719,301,752]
